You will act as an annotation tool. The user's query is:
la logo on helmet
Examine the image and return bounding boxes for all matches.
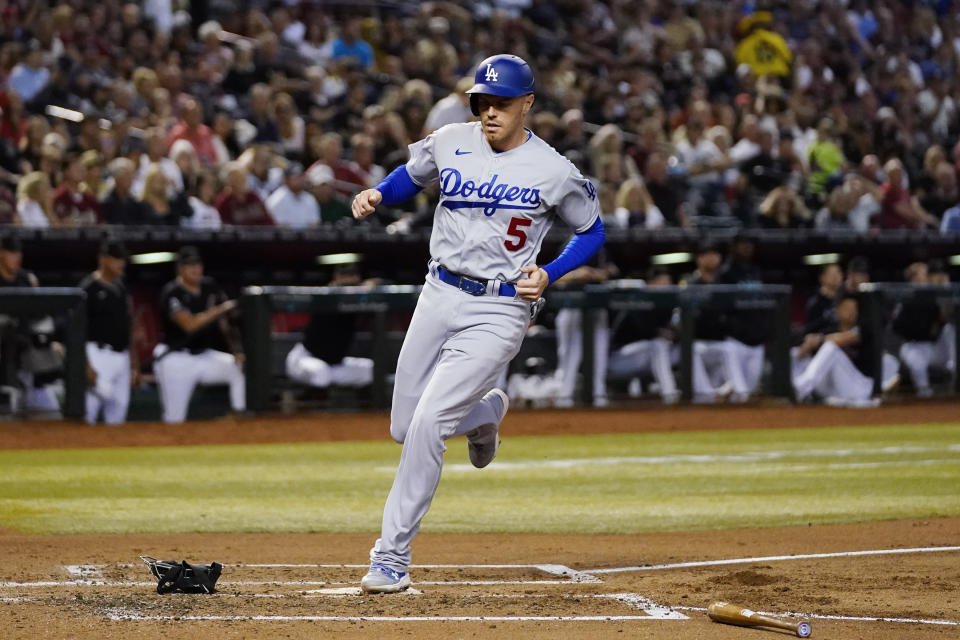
[485,64,499,82]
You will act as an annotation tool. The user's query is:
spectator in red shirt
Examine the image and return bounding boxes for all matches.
[215,162,274,226]
[306,132,365,196]
[52,152,101,226]
[0,90,26,146]
[166,97,218,166]
[875,159,938,230]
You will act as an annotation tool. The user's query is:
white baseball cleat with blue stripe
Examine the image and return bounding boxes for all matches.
[360,563,411,593]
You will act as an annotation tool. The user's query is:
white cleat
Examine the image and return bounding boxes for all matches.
[467,388,508,468]
[360,564,411,593]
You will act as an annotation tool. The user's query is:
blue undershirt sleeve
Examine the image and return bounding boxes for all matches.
[375,165,423,205]
[541,217,606,284]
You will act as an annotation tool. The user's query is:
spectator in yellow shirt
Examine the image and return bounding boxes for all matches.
[735,12,792,78]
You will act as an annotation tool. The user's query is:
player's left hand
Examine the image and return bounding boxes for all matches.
[516,264,549,302]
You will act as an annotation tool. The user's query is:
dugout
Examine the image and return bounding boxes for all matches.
[0,287,86,418]
[858,283,960,395]
[552,283,793,404]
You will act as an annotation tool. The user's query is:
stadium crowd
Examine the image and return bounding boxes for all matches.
[0,1,957,232]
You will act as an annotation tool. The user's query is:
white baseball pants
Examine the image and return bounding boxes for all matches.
[85,342,131,425]
[554,308,609,403]
[372,271,529,573]
[285,342,374,387]
[900,323,956,392]
[607,338,678,399]
[153,345,246,423]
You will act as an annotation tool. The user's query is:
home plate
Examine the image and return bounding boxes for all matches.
[306,587,423,596]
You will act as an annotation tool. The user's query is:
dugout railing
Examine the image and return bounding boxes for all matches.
[240,285,420,412]
[551,283,794,404]
[240,283,793,412]
[858,283,960,395]
[0,287,87,418]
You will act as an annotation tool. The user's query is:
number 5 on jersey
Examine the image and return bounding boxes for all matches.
[505,217,532,251]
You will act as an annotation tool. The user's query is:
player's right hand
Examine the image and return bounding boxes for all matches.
[352,189,382,219]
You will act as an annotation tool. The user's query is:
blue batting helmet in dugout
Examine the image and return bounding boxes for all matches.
[466,54,535,115]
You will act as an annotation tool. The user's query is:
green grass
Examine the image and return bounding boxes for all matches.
[1,423,958,535]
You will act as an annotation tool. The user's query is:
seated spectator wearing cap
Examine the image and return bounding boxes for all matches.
[102,158,147,225]
[285,264,375,391]
[80,240,138,425]
[875,159,938,229]
[308,164,352,224]
[165,97,218,166]
[52,152,102,227]
[153,247,245,424]
[216,162,274,226]
[14,171,52,228]
[181,170,222,230]
[266,163,320,229]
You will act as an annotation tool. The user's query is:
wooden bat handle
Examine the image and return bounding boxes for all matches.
[708,601,812,637]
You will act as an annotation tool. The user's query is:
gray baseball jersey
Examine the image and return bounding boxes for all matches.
[406,122,600,282]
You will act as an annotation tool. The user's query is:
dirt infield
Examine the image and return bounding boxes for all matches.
[3,400,958,450]
[1,519,958,639]
[2,403,958,638]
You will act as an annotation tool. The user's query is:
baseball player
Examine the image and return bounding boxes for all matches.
[607,267,679,403]
[81,239,139,425]
[351,54,604,593]
[153,246,245,423]
[793,292,899,405]
[894,262,949,397]
[285,265,374,389]
[552,263,614,408]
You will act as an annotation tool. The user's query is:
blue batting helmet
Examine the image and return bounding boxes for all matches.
[466,54,535,115]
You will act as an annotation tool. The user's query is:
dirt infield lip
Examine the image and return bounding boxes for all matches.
[1,401,958,450]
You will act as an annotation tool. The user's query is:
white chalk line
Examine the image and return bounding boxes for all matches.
[581,545,960,575]
[103,613,673,622]
[434,443,960,472]
[0,579,577,588]
[676,606,959,627]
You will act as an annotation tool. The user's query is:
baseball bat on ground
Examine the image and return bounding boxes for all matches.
[708,601,812,637]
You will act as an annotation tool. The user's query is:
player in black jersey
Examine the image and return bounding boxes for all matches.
[80,240,138,424]
[153,246,245,423]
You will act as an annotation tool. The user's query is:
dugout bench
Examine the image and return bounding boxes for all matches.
[0,287,87,419]
[551,283,794,405]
